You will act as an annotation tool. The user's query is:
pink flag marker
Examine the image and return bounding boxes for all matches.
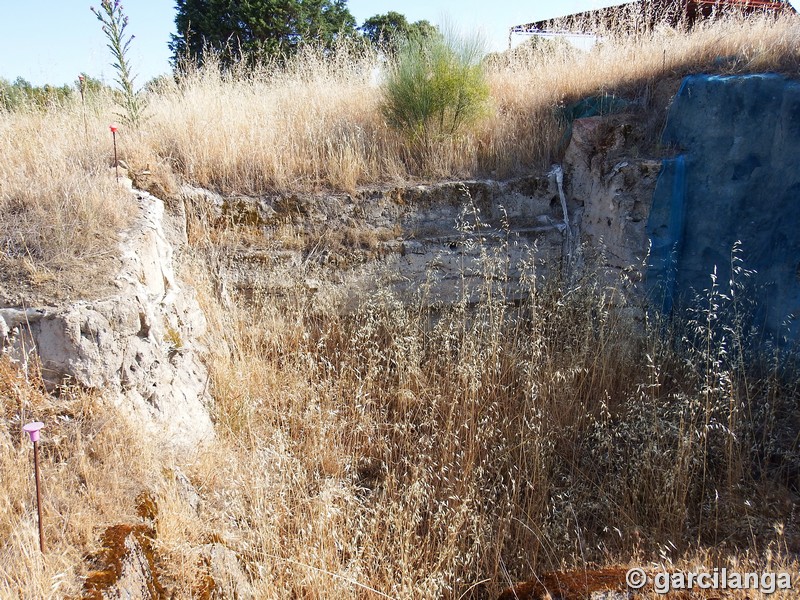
[22,421,45,553]
[22,421,44,442]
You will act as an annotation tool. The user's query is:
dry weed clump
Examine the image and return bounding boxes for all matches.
[0,103,134,302]
[169,208,799,598]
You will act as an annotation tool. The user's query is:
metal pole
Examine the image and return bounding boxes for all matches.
[79,75,88,140]
[33,440,45,554]
[22,422,45,554]
[112,128,119,182]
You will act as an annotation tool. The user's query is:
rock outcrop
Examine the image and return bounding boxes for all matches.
[82,523,164,600]
[566,115,662,274]
[646,73,800,341]
[187,176,573,307]
[188,112,667,310]
[0,190,213,450]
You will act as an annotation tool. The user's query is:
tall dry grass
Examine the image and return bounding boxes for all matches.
[1,12,800,599]
[1,221,798,598]
[134,13,800,193]
[2,14,800,286]
[0,99,134,300]
[160,220,799,598]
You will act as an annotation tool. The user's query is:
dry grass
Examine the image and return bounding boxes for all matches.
[1,239,798,598]
[0,359,159,598]
[1,12,800,599]
[0,98,135,303]
[133,13,800,194]
[161,233,798,598]
[2,14,800,290]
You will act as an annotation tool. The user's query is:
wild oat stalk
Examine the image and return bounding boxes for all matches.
[91,0,146,127]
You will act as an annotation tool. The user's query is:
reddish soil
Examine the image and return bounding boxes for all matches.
[498,567,632,600]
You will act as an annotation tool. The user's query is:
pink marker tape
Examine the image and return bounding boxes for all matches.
[22,422,44,443]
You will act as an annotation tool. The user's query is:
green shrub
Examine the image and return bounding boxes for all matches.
[381,27,490,150]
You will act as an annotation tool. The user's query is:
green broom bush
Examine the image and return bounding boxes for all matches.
[381,27,490,151]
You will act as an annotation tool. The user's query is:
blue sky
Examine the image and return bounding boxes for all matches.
[1,0,787,87]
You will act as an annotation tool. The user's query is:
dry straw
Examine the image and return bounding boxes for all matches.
[1,12,800,599]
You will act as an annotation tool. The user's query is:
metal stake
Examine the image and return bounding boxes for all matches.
[79,75,88,140]
[22,422,45,554]
[110,125,119,182]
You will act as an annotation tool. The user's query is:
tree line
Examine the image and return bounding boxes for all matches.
[0,75,106,111]
[0,3,438,112]
[170,2,438,67]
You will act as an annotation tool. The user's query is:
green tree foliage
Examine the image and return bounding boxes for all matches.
[0,77,73,111]
[170,0,358,67]
[381,29,490,151]
[360,11,437,50]
[77,73,106,96]
[91,0,146,126]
